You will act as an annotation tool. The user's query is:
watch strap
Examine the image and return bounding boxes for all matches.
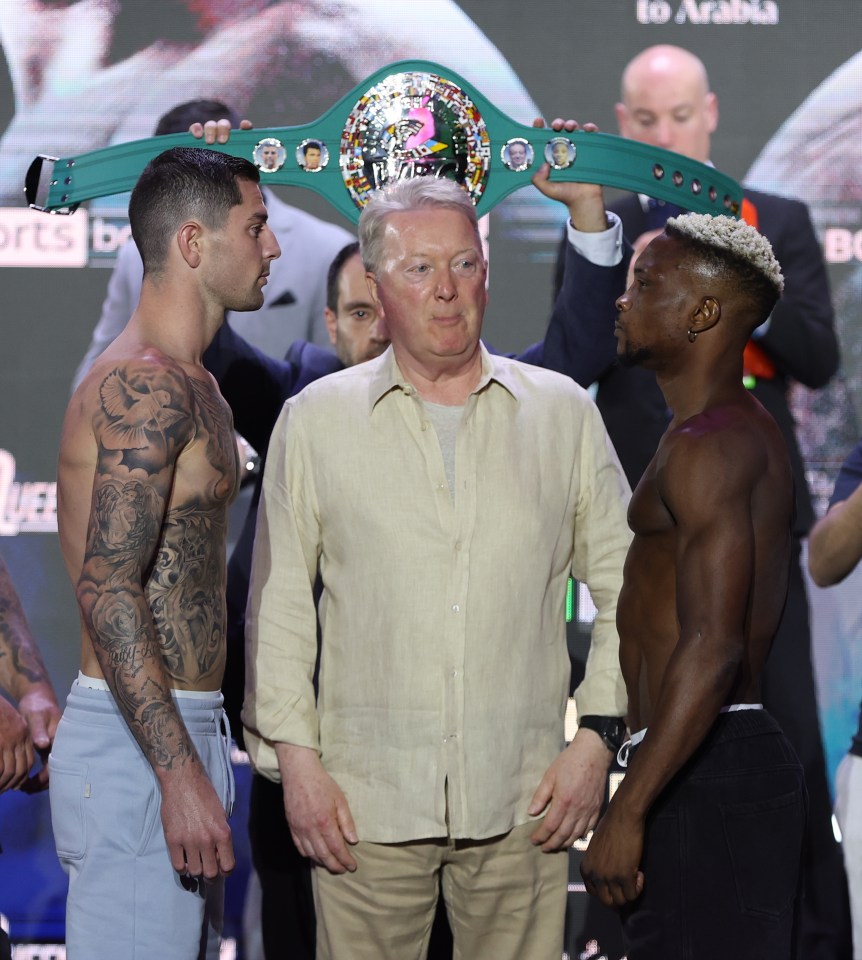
[577,714,627,752]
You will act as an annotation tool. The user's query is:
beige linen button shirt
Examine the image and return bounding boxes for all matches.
[244,345,631,843]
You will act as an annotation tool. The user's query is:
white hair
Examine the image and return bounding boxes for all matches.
[666,213,784,295]
[359,178,479,275]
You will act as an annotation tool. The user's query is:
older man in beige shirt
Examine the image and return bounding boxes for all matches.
[245,177,631,959]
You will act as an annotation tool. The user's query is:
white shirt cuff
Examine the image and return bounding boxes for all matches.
[566,211,624,267]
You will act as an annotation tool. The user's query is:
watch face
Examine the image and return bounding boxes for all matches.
[606,718,627,749]
[340,68,491,213]
[579,715,626,751]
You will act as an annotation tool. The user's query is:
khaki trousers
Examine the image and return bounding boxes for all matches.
[312,821,567,960]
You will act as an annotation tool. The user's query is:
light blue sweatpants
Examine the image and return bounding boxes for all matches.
[49,679,235,960]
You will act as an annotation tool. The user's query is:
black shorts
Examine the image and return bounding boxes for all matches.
[623,710,806,960]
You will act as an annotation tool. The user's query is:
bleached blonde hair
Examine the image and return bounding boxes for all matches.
[667,213,784,295]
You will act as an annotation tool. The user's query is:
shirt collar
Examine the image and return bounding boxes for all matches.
[367,343,521,413]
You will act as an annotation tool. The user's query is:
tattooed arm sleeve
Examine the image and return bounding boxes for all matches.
[75,360,201,774]
[0,555,55,701]
[0,554,61,788]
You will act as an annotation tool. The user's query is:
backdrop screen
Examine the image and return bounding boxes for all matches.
[2,2,861,956]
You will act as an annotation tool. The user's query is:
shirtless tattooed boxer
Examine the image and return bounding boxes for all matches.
[51,147,280,960]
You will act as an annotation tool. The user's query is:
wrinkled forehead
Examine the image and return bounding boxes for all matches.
[379,207,482,259]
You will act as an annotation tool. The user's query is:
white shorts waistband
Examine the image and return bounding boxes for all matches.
[618,705,764,766]
[77,671,218,699]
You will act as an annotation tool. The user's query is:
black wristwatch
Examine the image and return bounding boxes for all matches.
[577,715,627,753]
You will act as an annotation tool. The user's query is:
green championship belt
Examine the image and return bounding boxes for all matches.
[25,60,742,222]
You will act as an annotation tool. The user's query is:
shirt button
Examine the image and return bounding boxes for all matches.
[421,421,429,431]
[451,669,458,678]
[452,604,460,612]
[438,482,445,490]
[454,540,461,551]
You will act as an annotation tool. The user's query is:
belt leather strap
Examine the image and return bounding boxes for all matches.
[25,60,743,224]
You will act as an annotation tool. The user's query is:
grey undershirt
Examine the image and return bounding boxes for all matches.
[423,400,464,498]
